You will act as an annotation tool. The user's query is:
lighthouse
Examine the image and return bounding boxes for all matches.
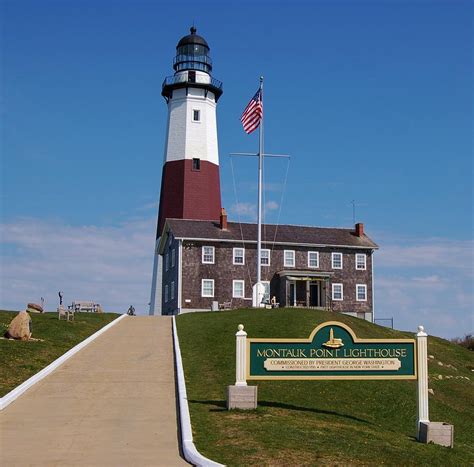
[149,27,224,315]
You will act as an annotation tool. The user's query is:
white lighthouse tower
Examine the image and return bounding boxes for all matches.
[149,27,223,315]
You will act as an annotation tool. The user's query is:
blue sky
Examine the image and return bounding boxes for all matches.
[1,0,472,338]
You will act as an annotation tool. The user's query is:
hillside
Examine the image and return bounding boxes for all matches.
[0,310,120,396]
[177,308,473,466]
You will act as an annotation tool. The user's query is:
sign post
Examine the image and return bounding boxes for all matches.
[235,324,247,386]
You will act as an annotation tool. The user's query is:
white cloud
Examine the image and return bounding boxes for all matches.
[374,237,473,338]
[0,217,156,314]
[230,202,257,220]
[376,239,473,271]
[265,201,279,211]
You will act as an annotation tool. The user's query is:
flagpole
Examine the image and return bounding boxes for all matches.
[257,76,264,288]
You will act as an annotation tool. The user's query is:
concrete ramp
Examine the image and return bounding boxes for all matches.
[0,316,188,466]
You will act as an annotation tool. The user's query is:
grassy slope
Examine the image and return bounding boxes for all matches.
[177,308,474,466]
[0,310,120,396]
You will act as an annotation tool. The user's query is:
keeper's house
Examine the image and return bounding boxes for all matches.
[159,211,378,321]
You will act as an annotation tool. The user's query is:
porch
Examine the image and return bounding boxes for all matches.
[277,270,334,309]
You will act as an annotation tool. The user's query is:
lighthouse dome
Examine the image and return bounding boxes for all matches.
[174,27,212,73]
[177,27,209,49]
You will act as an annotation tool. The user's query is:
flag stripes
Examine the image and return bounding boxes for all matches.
[241,89,263,134]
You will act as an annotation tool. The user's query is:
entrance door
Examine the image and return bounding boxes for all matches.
[289,282,296,307]
[309,282,320,307]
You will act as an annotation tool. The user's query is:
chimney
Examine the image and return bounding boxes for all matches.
[220,208,228,230]
[355,223,364,237]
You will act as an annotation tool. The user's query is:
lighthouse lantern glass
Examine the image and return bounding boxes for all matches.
[174,44,212,73]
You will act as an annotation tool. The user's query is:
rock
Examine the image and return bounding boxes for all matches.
[5,311,32,340]
[437,361,444,366]
[27,303,43,313]
[428,388,434,395]
[437,375,443,380]
[429,355,435,359]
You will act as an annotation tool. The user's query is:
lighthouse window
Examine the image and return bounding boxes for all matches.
[192,158,201,171]
[192,109,200,122]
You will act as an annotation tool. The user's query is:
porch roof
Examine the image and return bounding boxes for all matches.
[277,270,334,281]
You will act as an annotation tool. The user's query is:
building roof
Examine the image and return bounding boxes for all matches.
[162,219,378,250]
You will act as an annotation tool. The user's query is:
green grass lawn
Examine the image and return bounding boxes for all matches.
[177,308,474,466]
[0,310,120,396]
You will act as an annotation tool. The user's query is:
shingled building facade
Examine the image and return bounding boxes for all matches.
[158,213,378,321]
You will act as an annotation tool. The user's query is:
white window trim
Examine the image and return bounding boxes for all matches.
[308,251,319,268]
[171,281,175,300]
[202,246,215,264]
[164,284,169,303]
[233,247,245,265]
[284,250,295,268]
[331,252,343,269]
[332,283,344,301]
[356,253,367,270]
[192,108,201,122]
[356,284,367,302]
[261,248,271,266]
[201,279,214,297]
[232,280,245,298]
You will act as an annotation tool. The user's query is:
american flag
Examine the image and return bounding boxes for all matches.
[240,89,263,134]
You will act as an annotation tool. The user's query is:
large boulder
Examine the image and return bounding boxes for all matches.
[5,311,32,340]
[27,302,43,313]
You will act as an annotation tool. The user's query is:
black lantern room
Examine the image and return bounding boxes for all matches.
[162,27,223,102]
[173,27,212,73]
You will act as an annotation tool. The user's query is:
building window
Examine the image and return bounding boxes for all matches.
[171,281,175,300]
[201,279,214,297]
[233,247,245,265]
[165,253,169,271]
[192,158,201,171]
[232,280,245,298]
[332,252,343,269]
[164,284,169,303]
[192,109,200,122]
[284,250,295,267]
[261,249,271,266]
[332,283,343,301]
[262,281,270,302]
[171,249,175,268]
[308,251,319,268]
[356,284,367,301]
[202,246,215,264]
[356,253,366,270]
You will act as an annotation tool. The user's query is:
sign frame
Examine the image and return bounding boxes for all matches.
[246,321,417,381]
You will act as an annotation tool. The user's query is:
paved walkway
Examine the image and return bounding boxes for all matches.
[0,316,188,466]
